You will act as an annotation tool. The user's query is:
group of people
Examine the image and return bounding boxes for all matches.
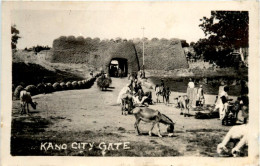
[117,72,152,108]
[187,78,205,108]
[181,78,248,125]
[155,80,171,105]
[110,66,124,78]
[214,80,249,124]
[119,73,249,125]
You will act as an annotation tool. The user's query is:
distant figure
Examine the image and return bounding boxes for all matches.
[214,86,230,120]
[128,80,134,94]
[118,68,122,78]
[128,73,131,80]
[117,83,132,104]
[142,70,145,79]
[114,69,118,77]
[155,84,161,103]
[140,71,143,79]
[132,79,138,93]
[197,85,205,106]
[187,78,196,108]
[160,79,165,87]
[159,79,166,103]
[128,72,135,82]
[165,87,171,105]
[188,78,195,89]
[132,89,148,106]
[215,81,226,106]
[218,81,226,95]
[104,73,108,78]
[134,82,143,95]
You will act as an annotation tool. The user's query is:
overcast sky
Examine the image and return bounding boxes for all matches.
[12,2,212,49]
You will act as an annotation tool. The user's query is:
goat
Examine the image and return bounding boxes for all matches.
[217,124,248,157]
[132,107,175,137]
[20,90,37,115]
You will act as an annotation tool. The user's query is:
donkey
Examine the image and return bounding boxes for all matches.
[132,107,175,137]
[175,95,190,117]
[20,90,37,115]
[217,124,248,157]
[121,93,134,115]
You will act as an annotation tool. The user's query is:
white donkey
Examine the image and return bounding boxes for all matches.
[20,90,37,115]
[217,124,248,157]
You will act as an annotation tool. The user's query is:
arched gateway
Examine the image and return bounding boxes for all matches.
[51,36,189,73]
[104,42,140,77]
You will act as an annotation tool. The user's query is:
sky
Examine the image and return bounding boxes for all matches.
[12,2,212,49]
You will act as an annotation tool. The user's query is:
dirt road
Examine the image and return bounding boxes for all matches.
[11,77,237,156]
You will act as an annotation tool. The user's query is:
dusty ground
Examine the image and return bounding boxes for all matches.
[11,77,243,157]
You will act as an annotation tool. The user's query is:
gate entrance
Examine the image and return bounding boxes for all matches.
[109,58,128,77]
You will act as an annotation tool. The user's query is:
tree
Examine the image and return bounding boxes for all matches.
[151,38,159,42]
[115,37,122,43]
[181,40,189,47]
[190,42,195,47]
[194,11,248,68]
[11,25,21,50]
[199,11,248,49]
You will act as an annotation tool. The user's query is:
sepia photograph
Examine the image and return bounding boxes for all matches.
[1,1,259,166]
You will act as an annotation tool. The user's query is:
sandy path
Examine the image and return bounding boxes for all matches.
[12,77,237,156]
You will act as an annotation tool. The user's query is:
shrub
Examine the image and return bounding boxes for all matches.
[85,80,91,88]
[72,81,78,89]
[25,85,38,96]
[81,80,87,88]
[53,82,61,91]
[66,81,72,90]
[86,78,95,88]
[60,82,66,90]
[45,83,53,93]
[37,83,45,94]
[78,81,83,89]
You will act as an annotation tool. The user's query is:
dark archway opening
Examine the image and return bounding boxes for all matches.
[109,58,128,77]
